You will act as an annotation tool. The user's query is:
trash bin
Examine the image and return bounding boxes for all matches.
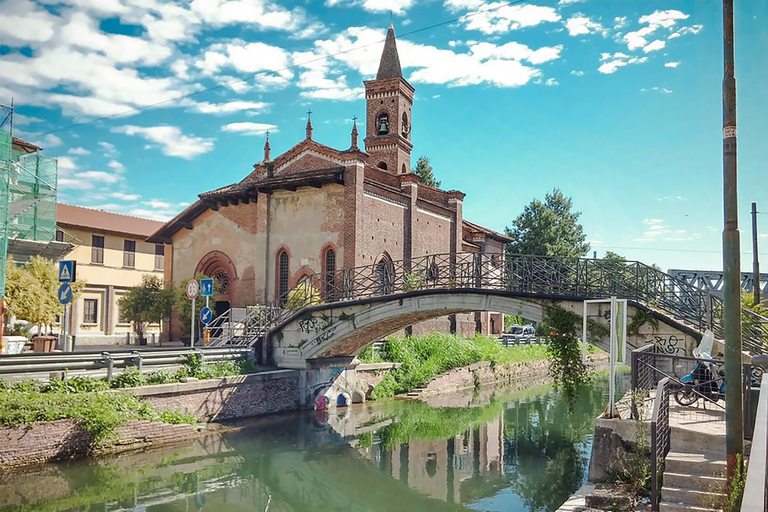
[32,336,56,353]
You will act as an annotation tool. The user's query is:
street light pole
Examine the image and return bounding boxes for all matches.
[722,0,743,481]
[752,202,760,305]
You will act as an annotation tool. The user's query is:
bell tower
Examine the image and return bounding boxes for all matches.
[364,23,414,175]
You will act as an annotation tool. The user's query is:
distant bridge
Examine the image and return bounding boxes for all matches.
[669,269,768,297]
[209,253,768,369]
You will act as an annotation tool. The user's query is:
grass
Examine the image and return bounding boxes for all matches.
[362,333,550,400]
[0,389,197,444]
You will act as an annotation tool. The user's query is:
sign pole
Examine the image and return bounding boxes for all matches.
[190,297,195,348]
[608,296,617,418]
[62,303,68,352]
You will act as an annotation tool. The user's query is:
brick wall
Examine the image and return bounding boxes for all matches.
[0,419,195,471]
[420,359,551,398]
[134,370,300,421]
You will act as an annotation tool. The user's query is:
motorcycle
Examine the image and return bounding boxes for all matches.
[674,356,724,406]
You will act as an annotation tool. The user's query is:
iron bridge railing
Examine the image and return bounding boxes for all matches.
[210,253,768,351]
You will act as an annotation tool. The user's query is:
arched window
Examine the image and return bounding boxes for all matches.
[324,248,336,301]
[401,112,409,136]
[401,163,407,174]
[377,161,388,170]
[277,250,289,304]
[376,112,389,135]
[375,254,394,295]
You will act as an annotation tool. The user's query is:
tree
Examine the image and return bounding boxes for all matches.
[505,188,590,259]
[285,280,321,311]
[118,275,173,341]
[5,256,85,335]
[411,156,441,188]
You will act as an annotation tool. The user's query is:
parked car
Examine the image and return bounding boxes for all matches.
[509,325,535,336]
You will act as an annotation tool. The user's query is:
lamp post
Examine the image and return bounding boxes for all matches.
[721,0,743,481]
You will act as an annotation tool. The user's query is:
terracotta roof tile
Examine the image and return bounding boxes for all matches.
[57,203,163,238]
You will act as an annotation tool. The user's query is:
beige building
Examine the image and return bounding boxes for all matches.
[55,204,165,345]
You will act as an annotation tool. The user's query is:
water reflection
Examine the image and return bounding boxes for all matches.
[0,374,625,512]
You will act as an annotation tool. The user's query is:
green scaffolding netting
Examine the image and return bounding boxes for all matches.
[0,129,11,298]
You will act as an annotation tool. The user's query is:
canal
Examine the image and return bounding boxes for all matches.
[0,373,627,512]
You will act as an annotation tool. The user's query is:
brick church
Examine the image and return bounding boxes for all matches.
[149,24,511,340]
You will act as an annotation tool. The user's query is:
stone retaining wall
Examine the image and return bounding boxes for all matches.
[134,370,300,421]
[419,359,552,398]
[0,419,195,471]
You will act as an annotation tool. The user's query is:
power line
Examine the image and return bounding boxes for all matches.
[597,244,768,257]
[39,0,531,137]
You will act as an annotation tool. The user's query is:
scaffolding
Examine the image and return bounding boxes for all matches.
[0,102,60,300]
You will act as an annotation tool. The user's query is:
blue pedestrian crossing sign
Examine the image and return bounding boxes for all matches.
[200,278,214,297]
[58,260,76,282]
[58,283,73,305]
[200,306,213,325]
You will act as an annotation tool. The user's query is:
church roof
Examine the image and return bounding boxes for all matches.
[376,23,403,80]
[462,220,514,243]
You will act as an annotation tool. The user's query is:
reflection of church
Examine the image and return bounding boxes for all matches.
[149,24,510,340]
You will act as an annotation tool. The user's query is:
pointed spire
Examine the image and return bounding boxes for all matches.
[263,131,271,162]
[305,109,313,140]
[376,23,403,80]
[350,116,358,149]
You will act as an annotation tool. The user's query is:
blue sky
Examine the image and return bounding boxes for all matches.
[2,0,766,272]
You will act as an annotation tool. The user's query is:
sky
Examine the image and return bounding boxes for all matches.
[1,0,766,273]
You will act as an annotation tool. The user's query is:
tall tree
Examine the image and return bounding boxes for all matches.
[118,275,173,341]
[505,188,590,258]
[411,156,441,188]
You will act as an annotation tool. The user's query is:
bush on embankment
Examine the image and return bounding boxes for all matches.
[360,333,549,400]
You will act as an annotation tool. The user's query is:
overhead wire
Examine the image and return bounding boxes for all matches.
[39,0,532,136]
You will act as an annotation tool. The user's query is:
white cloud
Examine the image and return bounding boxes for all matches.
[57,156,78,173]
[644,218,663,225]
[545,78,559,86]
[446,1,561,34]
[623,10,689,51]
[68,147,91,155]
[76,170,122,183]
[222,122,278,136]
[108,160,125,172]
[110,191,140,201]
[113,125,214,159]
[665,61,680,68]
[129,201,188,221]
[98,141,118,157]
[669,25,703,39]
[614,16,628,29]
[195,40,292,79]
[558,0,584,4]
[142,199,171,209]
[189,100,269,114]
[641,86,673,94]
[643,40,666,53]
[571,70,584,76]
[565,14,606,36]
[598,53,647,74]
[327,0,414,15]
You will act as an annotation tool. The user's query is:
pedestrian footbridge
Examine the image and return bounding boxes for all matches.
[207,253,767,369]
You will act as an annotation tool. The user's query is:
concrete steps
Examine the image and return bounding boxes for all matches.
[660,451,725,511]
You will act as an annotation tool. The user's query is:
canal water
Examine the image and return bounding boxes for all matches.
[0,374,627,512]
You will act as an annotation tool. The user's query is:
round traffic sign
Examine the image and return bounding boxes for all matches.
[57,283,73,305]
[185,279,199,299]
[200,306,213,325]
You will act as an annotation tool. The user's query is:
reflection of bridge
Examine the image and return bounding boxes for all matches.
[212,253,768,368]
[669,268,768,297]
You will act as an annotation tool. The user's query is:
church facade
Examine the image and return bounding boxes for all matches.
[149,25,511,341]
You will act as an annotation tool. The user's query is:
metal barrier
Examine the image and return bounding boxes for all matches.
[0,347,253,380]
[742,375,768,511]
[499,334,542,346]
[650,377,672,511]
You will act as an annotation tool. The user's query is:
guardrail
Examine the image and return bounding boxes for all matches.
[0,347,253,380]
[742,368,768,510]
[499,334,542,346]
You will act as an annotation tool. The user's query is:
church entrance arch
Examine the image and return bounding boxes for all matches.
[196,251,238,311]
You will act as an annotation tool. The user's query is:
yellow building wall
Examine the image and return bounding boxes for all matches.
[57,225,164,343]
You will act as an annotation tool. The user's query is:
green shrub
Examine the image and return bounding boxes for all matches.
[144,370,178,385]
[45,376,109,394]
[159,410,197,425]
[110,369,144,389]
[11,379,45,393]
[181,353,204,377]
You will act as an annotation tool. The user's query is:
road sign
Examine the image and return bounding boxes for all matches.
[200,278,214,297]
[57,283,73,305]
[185,279,199,299]
[200,306,213,325]
[59,260,76,283]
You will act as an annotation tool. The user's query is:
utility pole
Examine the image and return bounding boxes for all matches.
[722,0,743,481]
[752,202,760,305]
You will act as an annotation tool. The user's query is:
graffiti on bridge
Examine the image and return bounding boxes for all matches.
[650,334,685,355]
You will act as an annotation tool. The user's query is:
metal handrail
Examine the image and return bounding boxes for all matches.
[651,377,672,511]
[742,375,768,511]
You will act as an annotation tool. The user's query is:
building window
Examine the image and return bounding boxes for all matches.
[277,250,289,304]
[123,240,136,268]
[92,235,104,264]
[324,248,336,300]
[154,244,164,270]
[55,230,64,242]
[375,255,394,295]
[83,299,98,325]
[214,270,230,294]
